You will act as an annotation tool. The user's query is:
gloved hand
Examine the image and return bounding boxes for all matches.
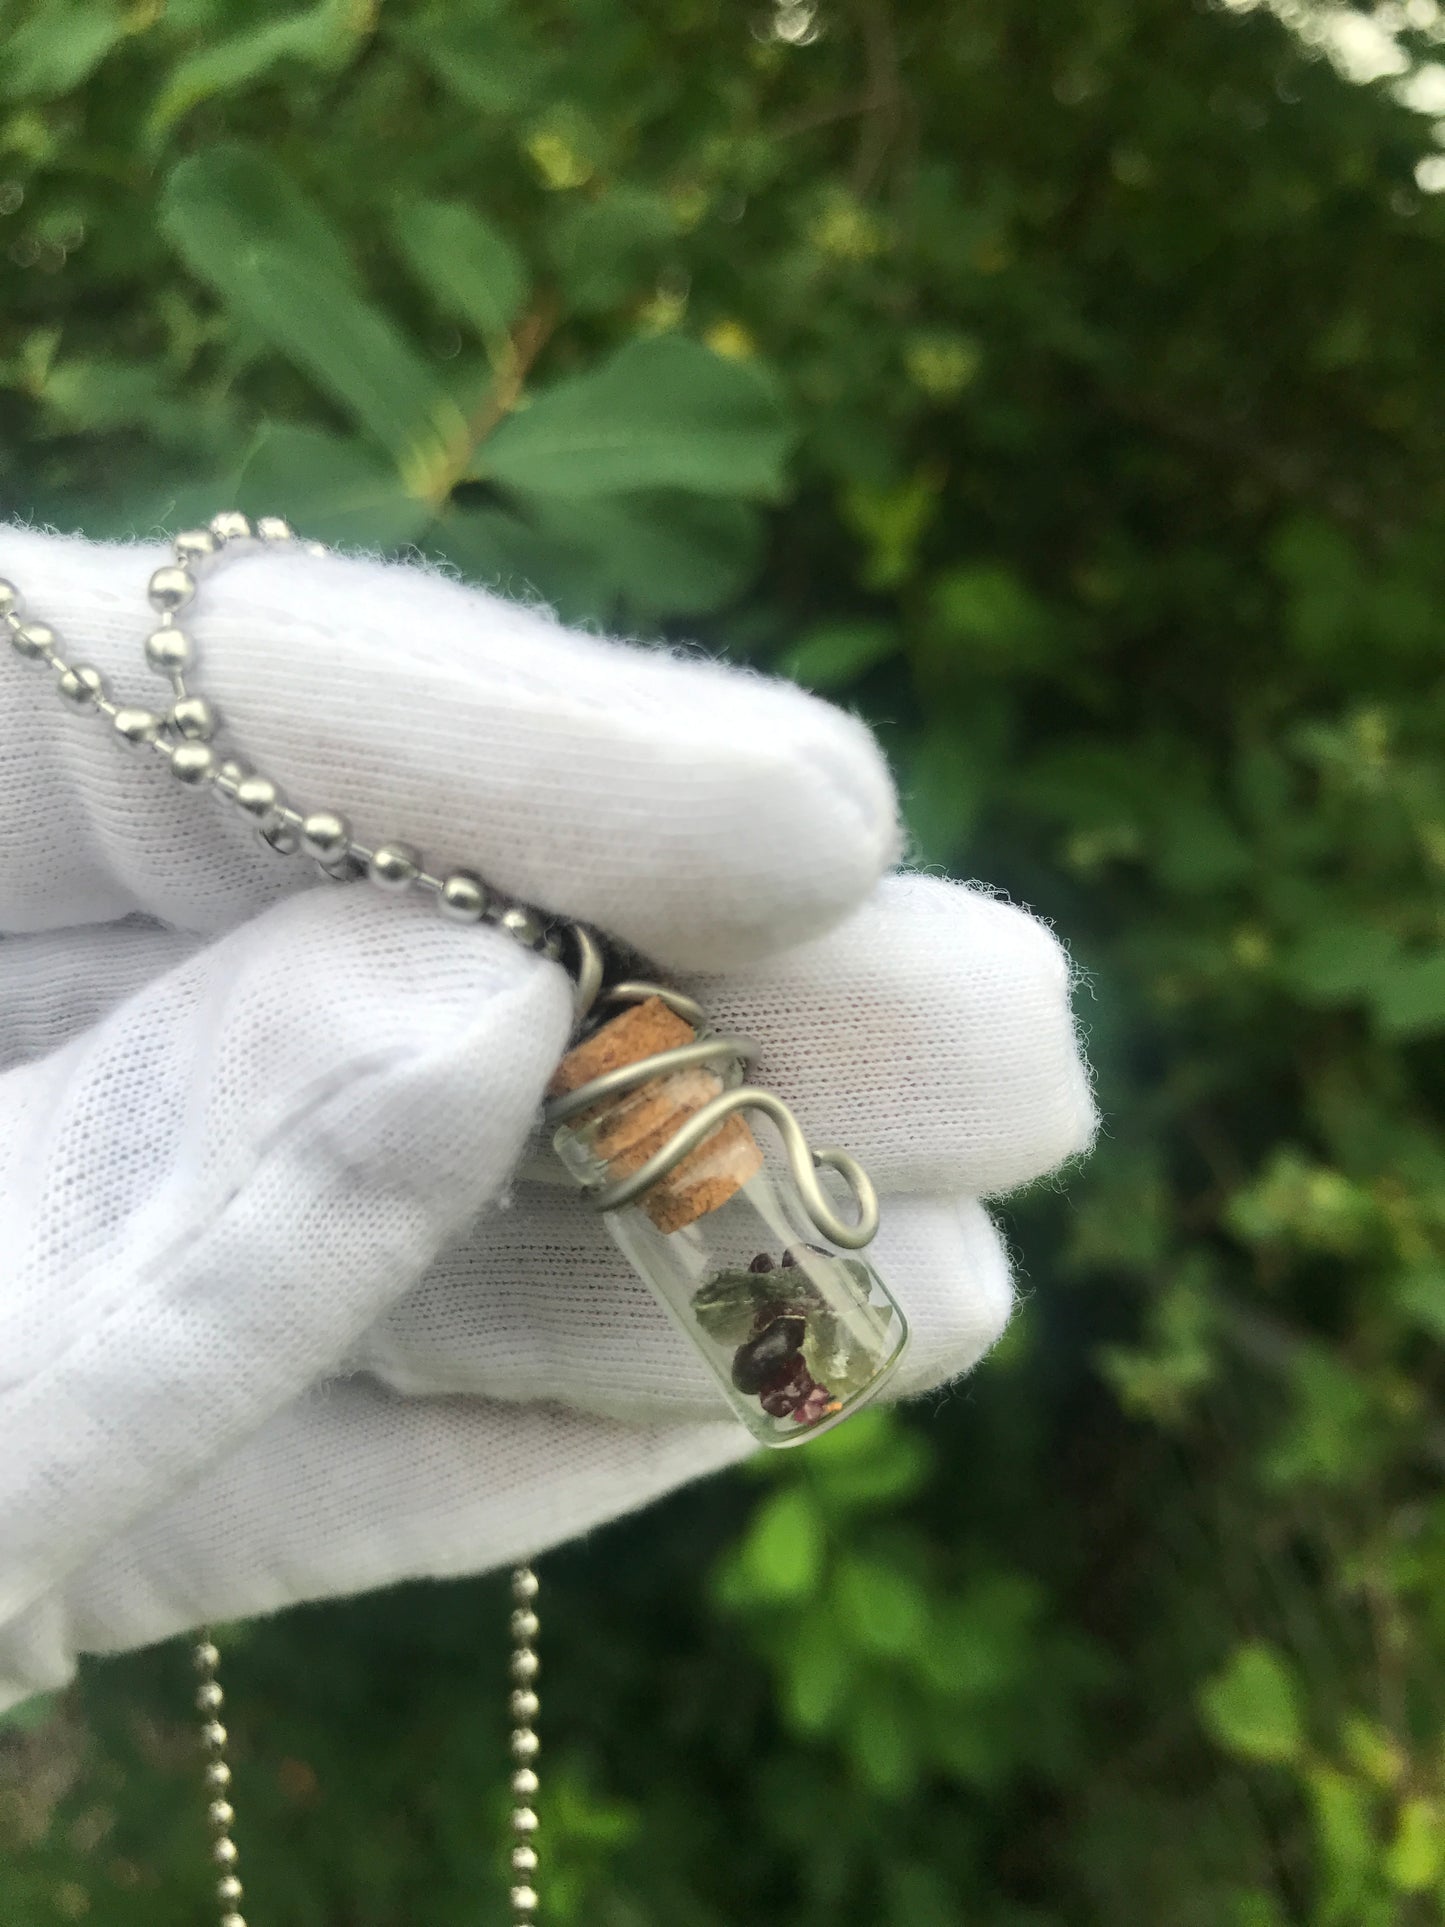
[0,523,1095,1710]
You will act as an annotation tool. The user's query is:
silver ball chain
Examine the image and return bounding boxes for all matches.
[192,1633,247,1927]
[1,513,561,1925]
[181,1573,542,1927]
[509,1566,543,1920]
[0,509,572,965]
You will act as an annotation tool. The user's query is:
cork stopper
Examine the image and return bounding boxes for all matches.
[549,996,763,1233]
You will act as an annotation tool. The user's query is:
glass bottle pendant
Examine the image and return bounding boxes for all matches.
[546,982,908,1446]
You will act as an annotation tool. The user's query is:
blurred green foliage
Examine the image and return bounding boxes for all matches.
[3,0,1445,1920]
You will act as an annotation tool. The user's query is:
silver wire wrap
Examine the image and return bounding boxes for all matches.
[545,974,880,1250]
[563,921,608,1022]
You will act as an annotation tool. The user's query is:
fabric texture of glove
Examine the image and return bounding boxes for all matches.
[0,524,1096,1711]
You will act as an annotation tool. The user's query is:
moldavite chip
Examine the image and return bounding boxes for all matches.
[691,1265,824,1344]
[691,1255,887,1401]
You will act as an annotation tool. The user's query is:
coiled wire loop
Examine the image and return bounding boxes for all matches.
[546,960,879,1250]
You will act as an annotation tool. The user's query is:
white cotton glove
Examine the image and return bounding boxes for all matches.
[0,524,1095,1711]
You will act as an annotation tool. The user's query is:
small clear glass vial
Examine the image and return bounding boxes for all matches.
[549,993,907,1446]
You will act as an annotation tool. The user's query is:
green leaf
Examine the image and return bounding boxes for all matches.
[1396,1266,1445,1342]
[1098,1269,1218,1424]
[833,1555,929,1659]
[841,473,939,592]
[782,1621,851,1733]
[929,561,1056,670]
[809,1425,931,1510]
[919,1573,1045,1701]
[162,152,460,467]
[161,145,357,290]
[901,723,987,865]
[1340,1713,1407,1789]
[1262,1344,1383,1491]
[767,1409,928,1508]
[482,336,795,500]
[1385,1797,1443,1892]
[924,1694,999,1787]
[40,357,189,435]
[1281,924,1401,1004]
[391,200,531,340]
[236,425,433,550]
[1267,515,1365,661]
[232,255,460,469]
[1306,1767,1377,1923]
[523,102,609,191]
[63,477,245,544]
[1371,950,1445,1038]
[1151,797,1253,894]
[844,1682,919,1798]
[0,0,123,99]
[435,491,760,622]
[1225,1148,1378,1258]
[1199,1642,1305,1765]
[146,0,368,144]
[733,1487,825,1604]
[435,505,569,599]
[777,620,897,692]
[434,504,615,622]
[545,186,677,311]
[522,490,763,617]
[389,4,551,114]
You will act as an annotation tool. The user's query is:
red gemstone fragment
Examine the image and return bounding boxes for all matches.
[758,1353,815,1417]
[732,1315,805,1394]
[791,1384,841,1425]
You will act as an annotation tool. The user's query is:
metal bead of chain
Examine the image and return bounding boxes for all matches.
[509,1566,542,1922]
[194,1634,248,1927]
[0,512,565,967]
